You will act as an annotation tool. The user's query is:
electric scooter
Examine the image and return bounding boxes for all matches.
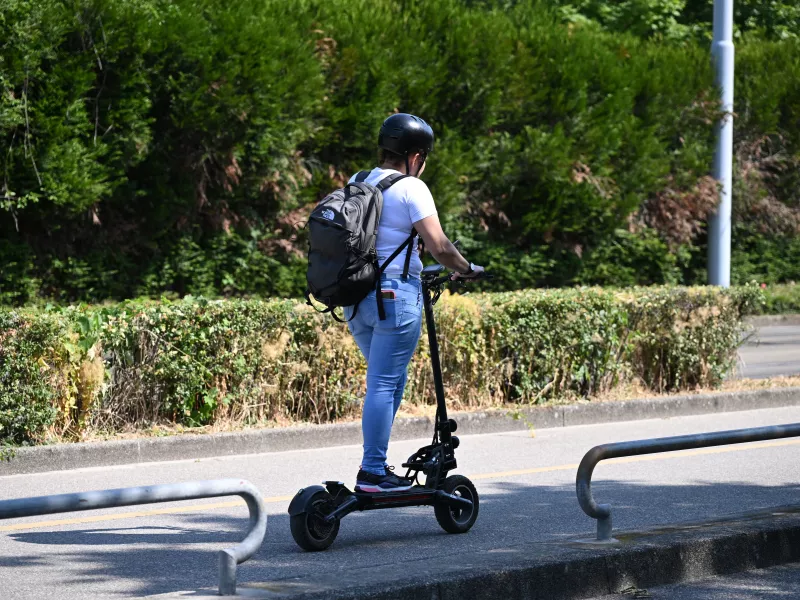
[288,263,486,551]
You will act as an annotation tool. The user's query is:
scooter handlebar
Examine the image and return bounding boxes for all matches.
[427,271,493,289]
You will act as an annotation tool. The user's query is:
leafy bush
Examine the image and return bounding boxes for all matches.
[757,284,800,315]
[624,286,761,391]
[98,297,298,426]
[482,288,629,400]
[554,0,800,40]
[576,228,690,287]
[731,225,800,286]
[0,311,62,445]
[0,284,762,445]
[0,240,39,305]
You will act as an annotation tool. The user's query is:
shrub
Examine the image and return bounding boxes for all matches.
[759,284,800,315]
[0,284,763,445]
[576,228,689,287]
[623,286,761,391]
[481,288,628,400]
[731,225,800,285]
[0,311,62,444]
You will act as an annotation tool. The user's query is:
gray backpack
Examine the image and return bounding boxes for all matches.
[305,171,416,322]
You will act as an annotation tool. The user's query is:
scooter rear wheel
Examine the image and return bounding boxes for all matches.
[290,490,340,551]
[434,475,479,534]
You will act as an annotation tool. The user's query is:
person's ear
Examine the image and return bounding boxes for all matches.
[417,157,426,176]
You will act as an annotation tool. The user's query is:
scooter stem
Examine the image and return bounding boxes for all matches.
[422,282,450,439]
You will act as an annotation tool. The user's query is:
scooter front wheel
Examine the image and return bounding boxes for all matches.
[290,490,340,551]
[434,474,479,534]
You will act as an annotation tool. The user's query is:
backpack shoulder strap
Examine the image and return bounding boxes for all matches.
[376,173,408,192]
[375,228,417,321]
[402,227,417,279]
[373,172,411,321]
[354,171,370,183]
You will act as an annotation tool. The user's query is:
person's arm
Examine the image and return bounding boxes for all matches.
[414,214,484,278]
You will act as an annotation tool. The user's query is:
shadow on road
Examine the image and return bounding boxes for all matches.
[4,479,800,597]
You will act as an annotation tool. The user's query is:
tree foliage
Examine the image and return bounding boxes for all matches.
[0,0,798,304]
[556,0,800,40]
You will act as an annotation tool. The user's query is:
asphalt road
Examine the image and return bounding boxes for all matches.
[738,325,800,379]
[1,406,799,599]
[590,562,800,599]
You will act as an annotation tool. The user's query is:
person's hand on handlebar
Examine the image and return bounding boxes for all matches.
[413,214,485,280]
[451,263,485,281]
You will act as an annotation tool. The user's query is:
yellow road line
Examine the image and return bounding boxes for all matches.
[2,438,799,533]
[470,464,580,480]
[471,438,800,480]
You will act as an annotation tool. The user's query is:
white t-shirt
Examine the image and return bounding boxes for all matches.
[348,167,437,279]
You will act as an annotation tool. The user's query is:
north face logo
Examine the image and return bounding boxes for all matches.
[321,209,335,221]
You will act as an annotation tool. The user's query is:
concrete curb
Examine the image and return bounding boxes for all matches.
[3,387,800,476]
[151,508,800,599]
[747,313,800,327]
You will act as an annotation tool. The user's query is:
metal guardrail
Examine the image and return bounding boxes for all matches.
[0,478,267,595]
[576,422,800,542]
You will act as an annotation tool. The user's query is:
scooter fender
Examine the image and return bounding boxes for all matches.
[287,485,326,516]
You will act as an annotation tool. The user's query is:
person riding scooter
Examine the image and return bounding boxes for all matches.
[343,113,485,493]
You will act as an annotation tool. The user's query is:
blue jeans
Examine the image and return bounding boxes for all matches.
[344,276,423,475]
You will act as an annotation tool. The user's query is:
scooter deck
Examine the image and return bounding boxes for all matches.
[356,486,437,508]
[321,481,472,519]
[324,481,437,509]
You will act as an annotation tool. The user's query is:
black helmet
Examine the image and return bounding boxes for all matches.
[378,113,434,157]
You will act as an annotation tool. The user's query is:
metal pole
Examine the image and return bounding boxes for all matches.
[0,479,267,596]
[576,422,800,541]
[708,0,734,287]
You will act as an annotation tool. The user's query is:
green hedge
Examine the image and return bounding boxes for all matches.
[757,284,800,315]
[0,285,763,446]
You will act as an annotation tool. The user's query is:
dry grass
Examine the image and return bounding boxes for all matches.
[69,377,800,444]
